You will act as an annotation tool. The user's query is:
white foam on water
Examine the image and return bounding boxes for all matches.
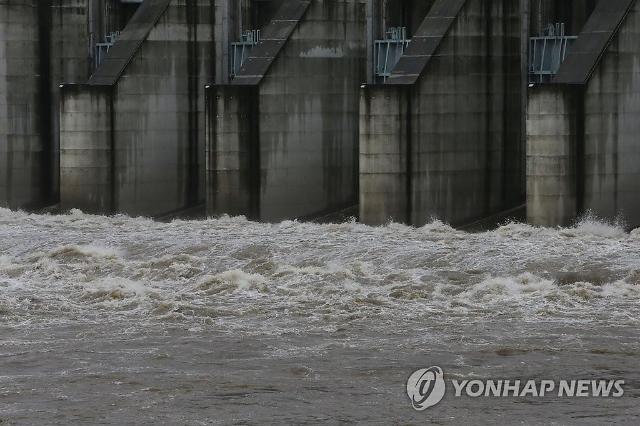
[0,208,639,331]
[48,244,124,260]
[81,277,156,303]
[570,212,628,239]
[194,270,269,295]
[456,273,557,303]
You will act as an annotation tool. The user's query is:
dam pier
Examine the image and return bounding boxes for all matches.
[2,0,640,227]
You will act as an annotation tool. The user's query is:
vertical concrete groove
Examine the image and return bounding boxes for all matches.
[186,0,200,207]
[210,0,216,83]
[501,0,509,205]
[574,89,585,217]
[483,0,493,215]
[249,91,260,221]
[109,87,116,214]
[405,87,412,225]
[37,0,53,206]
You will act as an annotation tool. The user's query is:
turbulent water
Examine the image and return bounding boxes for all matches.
[0,208,639,424]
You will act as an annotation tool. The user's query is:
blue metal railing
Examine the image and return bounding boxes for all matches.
[529,23,577,83]
[231,30,261,78]
[94,31,120,70]
[374,27,410,82]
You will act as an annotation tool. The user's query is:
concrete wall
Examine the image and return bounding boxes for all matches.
[409,0,523,226]
[257,0,366,221]
[208,0,368,222]
[50,0,94,203]
[526,86,579,226]
[0,1,92,210]
[582,2,640,226]
[59,85,114,212]
[207,85,259,218]
[526,0,640,228]
[110,0,215,216]
[359,85,409,225]
[360,0,524,227]
[0,1,45,209]
[60,0,218,216]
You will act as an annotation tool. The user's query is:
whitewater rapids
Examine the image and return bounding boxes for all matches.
[0,208,638,424]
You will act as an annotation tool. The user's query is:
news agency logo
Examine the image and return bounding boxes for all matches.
[407,367,625,411]
[406,367,446,410]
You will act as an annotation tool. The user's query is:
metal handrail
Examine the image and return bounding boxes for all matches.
[374,27,410,82]
[231,30,261,78]
[94,31,120,70]
[529,23,577,83]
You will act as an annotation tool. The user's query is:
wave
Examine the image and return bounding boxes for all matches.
[0,208,639,330]
[48,244,123,260]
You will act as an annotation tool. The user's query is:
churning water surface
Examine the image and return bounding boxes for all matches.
[0,208,639,424]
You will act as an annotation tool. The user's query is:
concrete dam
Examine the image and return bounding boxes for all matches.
[2,0,640,228]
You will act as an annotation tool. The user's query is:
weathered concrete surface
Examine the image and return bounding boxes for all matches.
[526,86,579,227]
[208,0,367,222]
[360,0,524,227]
[256,0,365,221]
[582,1,640,226]
[60,0,217,216]
[207,85,259,219]
[0,1,46,209]
[554,0,634,85]
[410,0,523,226]
[359,85,409,225]
[0,1,106,209]
[59,85,114,213]
[526,0,640,228]
[50,0,97,203]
